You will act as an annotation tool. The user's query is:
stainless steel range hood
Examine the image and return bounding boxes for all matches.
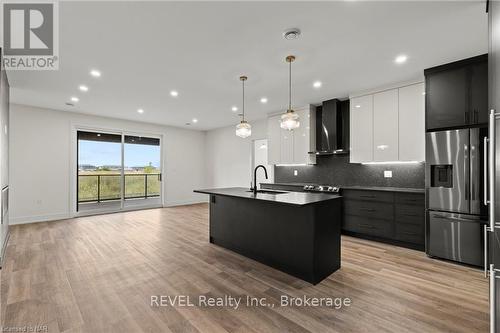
[309,99,350,155]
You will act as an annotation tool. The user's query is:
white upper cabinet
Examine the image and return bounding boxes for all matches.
[267,115,281,165]
[267,105,316,165]
[350,82,425,163]
[373,89,399,162]
[350,95,374,163]
[280,130,294,164]
[293,106,315,164]
[398,83,425,161]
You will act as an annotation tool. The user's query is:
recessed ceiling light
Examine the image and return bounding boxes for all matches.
[97,133,101,137]
[260,97,268,104]
[137,108,144,114]
[395,55,408,64]
[79,85,89,92]
[170,90,179,97]
[71,97,79,102]
[90,69,101,77]
[313,81,322,88]
[231,106,238,112]
[355,105,361,108]
[192,118,198,123]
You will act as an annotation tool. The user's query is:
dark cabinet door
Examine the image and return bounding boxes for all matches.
[469,60,488,125]
[426,67,468,130]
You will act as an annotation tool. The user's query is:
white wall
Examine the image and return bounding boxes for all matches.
[9,104,207,224]
[205,119,269,188]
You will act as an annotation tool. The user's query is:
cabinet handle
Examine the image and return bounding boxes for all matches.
[400,231,418,236]
[402,213,419,217]
[359,195,375,198]
[359,224,376,229]
[465,111,470,124]
[474,109,478,124]
[361,208,376,212]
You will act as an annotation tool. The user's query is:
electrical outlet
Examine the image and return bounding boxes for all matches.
[384,170,393,178]
[294,170,298,176]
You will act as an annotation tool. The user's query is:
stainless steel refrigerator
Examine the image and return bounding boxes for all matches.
[426,128,488,266]
[487,1,500,332]
[0,50,9,266]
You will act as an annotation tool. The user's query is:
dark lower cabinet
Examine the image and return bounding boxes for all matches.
[342,190,425,250]
[425,54,488,131]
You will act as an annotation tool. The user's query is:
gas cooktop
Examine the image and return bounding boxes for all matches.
[302,184,340,194]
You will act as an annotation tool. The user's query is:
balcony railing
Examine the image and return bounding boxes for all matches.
[78,173,161,203]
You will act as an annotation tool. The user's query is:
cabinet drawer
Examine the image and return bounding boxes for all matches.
[395,205,424,225]
[342,190,394,203]
[395,193,424,205]
[343,215,393,238]
[395,224,424,244]
[344,200,393,220]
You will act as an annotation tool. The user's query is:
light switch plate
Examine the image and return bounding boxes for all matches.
[294,170,298,176]
[384,170,393,178]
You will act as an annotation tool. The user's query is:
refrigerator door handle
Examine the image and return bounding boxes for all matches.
[485,136,489,206]
[491,264,496,333]
[465,143,469,201]
[489,109,497,230]
[485,224,489,278]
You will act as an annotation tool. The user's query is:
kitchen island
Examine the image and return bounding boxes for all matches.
[194,187,342,284]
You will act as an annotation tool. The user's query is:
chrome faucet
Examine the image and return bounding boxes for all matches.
[252,165,268,194]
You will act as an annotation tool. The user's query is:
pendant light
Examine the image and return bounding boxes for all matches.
[280,55,300,130]
[235,75,252,138]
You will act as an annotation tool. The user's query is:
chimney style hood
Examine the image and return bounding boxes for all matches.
[310,99,350,155]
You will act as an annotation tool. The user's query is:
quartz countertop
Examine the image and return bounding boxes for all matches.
[194,187,341,206]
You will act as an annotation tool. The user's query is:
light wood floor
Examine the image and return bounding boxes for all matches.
[0,204,489,333]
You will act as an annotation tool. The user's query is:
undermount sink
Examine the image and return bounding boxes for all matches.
[247,189,288,195]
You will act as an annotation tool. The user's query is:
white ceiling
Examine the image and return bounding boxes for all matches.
[8,1,488,131]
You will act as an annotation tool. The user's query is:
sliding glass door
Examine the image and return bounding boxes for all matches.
[123,135,161,208]
[76,130,162,214]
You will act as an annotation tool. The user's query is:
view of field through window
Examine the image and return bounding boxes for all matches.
[77,132,161,203]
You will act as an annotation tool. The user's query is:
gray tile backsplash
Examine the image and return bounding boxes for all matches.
[274,155,424,188]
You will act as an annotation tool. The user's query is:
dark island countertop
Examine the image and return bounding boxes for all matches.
[261,183,425,194]
[194,187,341,206]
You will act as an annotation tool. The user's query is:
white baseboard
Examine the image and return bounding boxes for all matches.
[164,199,208,207]
[9,212,71,225]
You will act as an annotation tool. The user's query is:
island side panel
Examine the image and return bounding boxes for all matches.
[313,199,342,284]
[209,194,316,282]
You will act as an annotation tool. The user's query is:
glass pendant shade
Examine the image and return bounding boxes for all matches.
[236,120,252,138]
[280,110,300,130]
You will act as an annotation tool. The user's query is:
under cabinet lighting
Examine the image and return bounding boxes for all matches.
[361,161,422,165]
